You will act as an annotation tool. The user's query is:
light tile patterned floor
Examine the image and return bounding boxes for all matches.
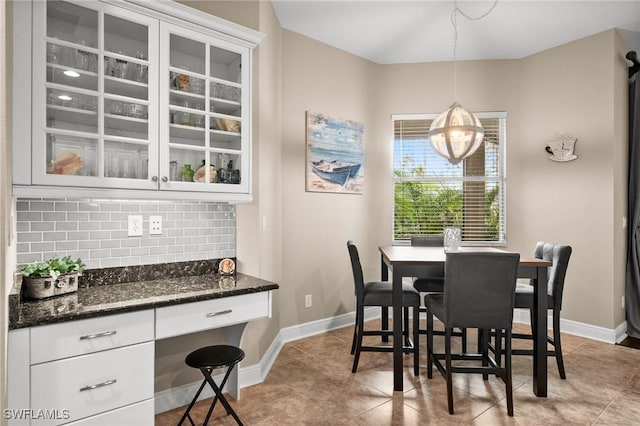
[155,320,640,425]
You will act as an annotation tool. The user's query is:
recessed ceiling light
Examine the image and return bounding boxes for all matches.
[57,95,72,101]
[63,70,80,78]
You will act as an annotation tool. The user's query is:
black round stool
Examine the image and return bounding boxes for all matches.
[178,345,245,426]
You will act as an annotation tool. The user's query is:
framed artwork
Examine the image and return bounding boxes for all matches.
[306,111,364,194]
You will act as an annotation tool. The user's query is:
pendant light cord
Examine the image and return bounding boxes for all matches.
[451,0,500,101]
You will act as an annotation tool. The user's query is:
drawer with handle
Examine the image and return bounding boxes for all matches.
[30,310,154,364]
[63,399,154,426]
[30,342,154,425]
[155,292,271,339]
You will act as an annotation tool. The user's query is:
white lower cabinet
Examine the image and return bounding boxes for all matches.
[63,400,154,426]
[30,342,154,425]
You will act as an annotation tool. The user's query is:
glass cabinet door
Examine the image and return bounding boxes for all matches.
[159,22,250,193]
[32,0,158,189]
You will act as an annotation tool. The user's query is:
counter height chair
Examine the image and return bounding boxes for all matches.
[347,240,421,375]
[493,241,572,379]
[391,236,468,352]
[425,251,520,416]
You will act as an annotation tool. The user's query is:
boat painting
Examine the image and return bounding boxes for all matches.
[311,160,361,187]
[306,112,364,194]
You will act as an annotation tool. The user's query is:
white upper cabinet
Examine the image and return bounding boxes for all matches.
[13,0,262,202]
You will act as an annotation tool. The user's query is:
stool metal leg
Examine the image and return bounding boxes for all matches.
[202,364,243,426]
[177,378,208,426]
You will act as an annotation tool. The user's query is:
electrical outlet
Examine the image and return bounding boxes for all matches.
[149,215,162,235]
[305,294,312,308]
[128,215,143,237]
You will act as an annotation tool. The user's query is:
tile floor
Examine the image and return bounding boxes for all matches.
[155,320,640,425]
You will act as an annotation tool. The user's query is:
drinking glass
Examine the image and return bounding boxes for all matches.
[443,227,462,251]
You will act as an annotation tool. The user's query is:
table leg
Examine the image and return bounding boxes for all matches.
[381,255,390,342]
[532,266,548,397]
[392,266,403,392]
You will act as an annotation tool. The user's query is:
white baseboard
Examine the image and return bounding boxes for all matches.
[155,307,623,413]
[512,308,625,344]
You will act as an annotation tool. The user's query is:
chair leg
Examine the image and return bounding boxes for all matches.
[553,309,566,379]
[352,306,364,373]
[403,306,410,346]
[413,306,419,376]
[481,328,489,381]
[461,328,467,353]
[505,328,514,417]
[427,311,434,379]
[445,327,454,415]
[350,308,359,355]
[381,306,389,342]
[495,329,503,367]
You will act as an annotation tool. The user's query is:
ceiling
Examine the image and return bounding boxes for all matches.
[271,0,640,64]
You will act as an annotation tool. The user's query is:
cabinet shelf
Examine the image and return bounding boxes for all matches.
[105,76,149,100]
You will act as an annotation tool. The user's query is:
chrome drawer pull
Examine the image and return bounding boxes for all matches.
[79,330,117,340]
[206,309,232,317]
[79,379,117,392]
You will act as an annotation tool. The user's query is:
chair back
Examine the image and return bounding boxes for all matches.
[411,235,445,277]
[443,252,520,329]
[411,235,444,247]
[534,241,572,310]
[347,241,366,302]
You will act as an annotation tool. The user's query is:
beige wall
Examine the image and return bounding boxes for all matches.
[280,31,377,327]
[519,30,626,329]
[279,28,629,332]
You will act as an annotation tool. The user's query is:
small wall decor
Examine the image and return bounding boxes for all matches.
[306,111,364,194]
[545,133,578,162]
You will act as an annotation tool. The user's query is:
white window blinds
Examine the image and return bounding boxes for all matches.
[392,112,506,245]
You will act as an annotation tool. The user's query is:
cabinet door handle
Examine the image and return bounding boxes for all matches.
[79,379,117,392]
[206,309,232,317]
[162,176,168,182]
[79,330,117,340]
[152,176,158,182]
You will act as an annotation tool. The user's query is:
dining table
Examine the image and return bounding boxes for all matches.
[379,245,552,397]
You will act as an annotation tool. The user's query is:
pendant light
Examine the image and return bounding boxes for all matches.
[428,1,498,165]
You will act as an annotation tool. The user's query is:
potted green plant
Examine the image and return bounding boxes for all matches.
[20,256,85,299]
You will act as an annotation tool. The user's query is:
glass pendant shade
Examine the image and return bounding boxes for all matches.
[427,102,484,165]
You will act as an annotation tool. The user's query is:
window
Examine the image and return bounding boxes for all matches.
[392,112,506,245]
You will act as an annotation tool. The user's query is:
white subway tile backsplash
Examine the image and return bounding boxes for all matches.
[16,198,235,268]
[18,232,43,243]
[79,241,100,250]
[31,222,55,231]
[55,201,79,211]
[55,241,78,251]
[43,212,66,221]
[56,222,78,231]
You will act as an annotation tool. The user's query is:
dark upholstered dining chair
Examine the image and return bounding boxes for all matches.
[425,251,520,416]
[402,236,467,352]
[493,241,572,379]
[347,241,421,375]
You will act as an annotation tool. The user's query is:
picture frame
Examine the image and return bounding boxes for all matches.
[305,111,364,194]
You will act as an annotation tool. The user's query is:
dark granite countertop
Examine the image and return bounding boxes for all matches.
[9,264,278,330]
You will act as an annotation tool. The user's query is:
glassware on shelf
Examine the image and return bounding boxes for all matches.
[181,164,194,182]
[47,43,60,64]
[169,161,179,181]
[190,78,204,95]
